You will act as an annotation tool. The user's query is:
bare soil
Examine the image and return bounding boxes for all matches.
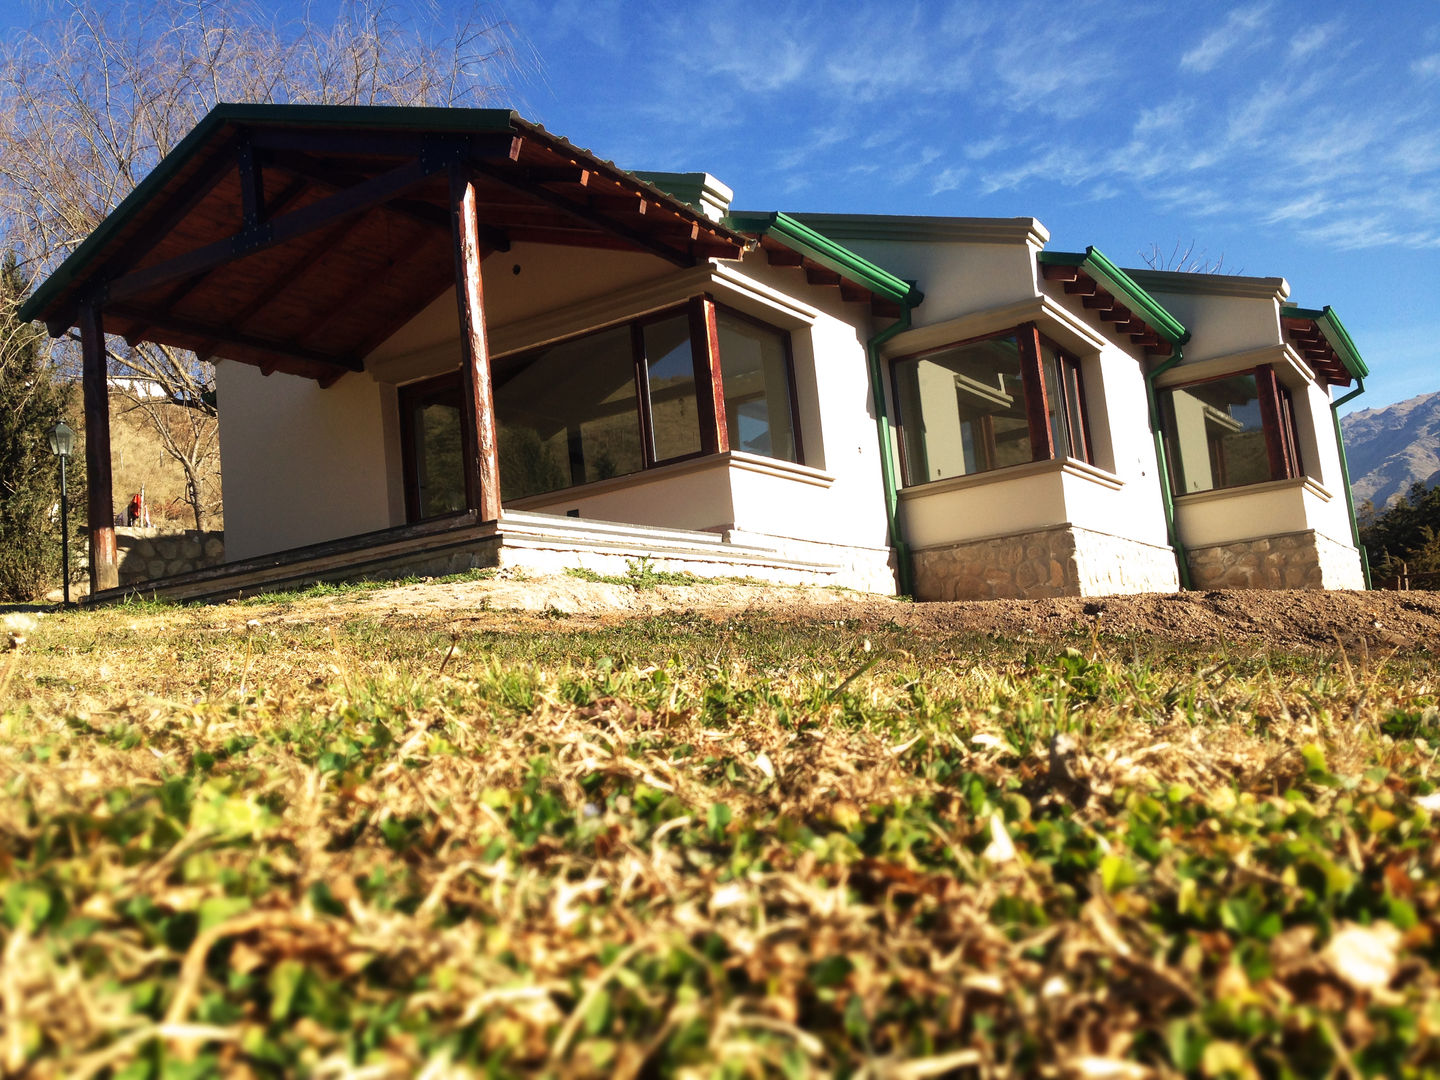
[238,573,1440,655]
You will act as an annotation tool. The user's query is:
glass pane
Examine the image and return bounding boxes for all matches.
[716,312,796,462]
[1160,374,1269,494]
[494,325,643,498]
[415,401,465,517]
[894,335,1032,484]
[1041,346,1072,460]
[643,315,702,462]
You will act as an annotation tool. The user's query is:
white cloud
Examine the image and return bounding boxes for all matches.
[1289,20,1340,61]
[1180,3,1274,73]
[1413,53,1440,80]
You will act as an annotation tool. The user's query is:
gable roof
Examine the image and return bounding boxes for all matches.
[21,104,751,383]
[1281,305,1367,386]
[725,211,924,318]
[1038,247,1189,358]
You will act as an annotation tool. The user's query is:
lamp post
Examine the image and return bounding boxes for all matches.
[46,421,75,606]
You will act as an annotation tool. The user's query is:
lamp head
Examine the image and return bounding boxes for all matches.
[47,421,75,458]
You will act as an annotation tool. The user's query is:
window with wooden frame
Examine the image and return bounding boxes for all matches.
[891,324,1091,486]
[1157,366,1302,495]
[399,297,801,521]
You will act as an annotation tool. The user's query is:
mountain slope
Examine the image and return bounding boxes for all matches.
[1340,390,1440,510]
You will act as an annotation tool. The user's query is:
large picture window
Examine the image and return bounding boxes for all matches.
[1159,367,1302,495]
[716,310,799,463]
[893,325,1090,486]
[399,298,801,520]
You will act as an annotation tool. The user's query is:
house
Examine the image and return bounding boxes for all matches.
[18,104,1370,602]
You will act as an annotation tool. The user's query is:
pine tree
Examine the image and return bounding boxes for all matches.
[0,253,78,601]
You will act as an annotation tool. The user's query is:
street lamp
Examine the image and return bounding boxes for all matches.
[46,421,75,606]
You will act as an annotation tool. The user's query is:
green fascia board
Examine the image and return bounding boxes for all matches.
[19,102,522,326]
[1039,247,1189,345]
[725,210,924,308]
[1282,305,1370,379]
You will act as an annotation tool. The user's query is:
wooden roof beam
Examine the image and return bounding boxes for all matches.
[110,304,363,371]
[766,248,804,267]
[1042,264,1081,282]
[1082,291,1116,312]
[468,158,701,268]
[805,267,842,287]
[106,157,442,303]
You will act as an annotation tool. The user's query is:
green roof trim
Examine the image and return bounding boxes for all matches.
[1038,247,1189,345]
[1282,305,1369,380]
[725,210,924,308]
[18,103,520,326]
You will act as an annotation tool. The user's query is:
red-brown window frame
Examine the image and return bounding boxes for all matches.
[398,297,804,521]
[1159,364,1305,496]
[890,322,1092,487]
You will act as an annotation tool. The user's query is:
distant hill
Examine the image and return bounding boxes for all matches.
[1340,390,1440,511]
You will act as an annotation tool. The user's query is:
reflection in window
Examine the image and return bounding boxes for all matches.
[414,400,465,517]
[494,326,644,500]
[643,315,702,462]
[716,311,797,463]
[1159,373,1272,494]
[895,335,1034,483]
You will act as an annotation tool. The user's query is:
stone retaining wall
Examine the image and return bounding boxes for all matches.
[912,524,1179,601]
[1185,530,1365,590]
[116,528,225,586]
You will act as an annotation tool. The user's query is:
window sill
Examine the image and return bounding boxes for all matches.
[898,457,1122,500]
[1173,475,1332,506]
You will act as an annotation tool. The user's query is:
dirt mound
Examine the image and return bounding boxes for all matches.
[344,573,1440,654]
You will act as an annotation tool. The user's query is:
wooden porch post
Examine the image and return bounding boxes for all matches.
[449,165,502,523]
[80,302,119,593]
[1254,365,1291,481]
[689,295,729,454]
[1016,323,1055,461]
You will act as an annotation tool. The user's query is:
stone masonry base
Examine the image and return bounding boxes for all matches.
[1185,530,1365,590]
[116,527,225,587]
[912,524,1180,601]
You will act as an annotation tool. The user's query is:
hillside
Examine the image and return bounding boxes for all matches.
[1340,389,1440,509]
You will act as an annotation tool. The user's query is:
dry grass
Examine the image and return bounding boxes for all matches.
[1,596,1438,1078]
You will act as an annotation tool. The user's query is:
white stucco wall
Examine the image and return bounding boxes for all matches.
[216,359,400,560]
[1173,478,1349,550]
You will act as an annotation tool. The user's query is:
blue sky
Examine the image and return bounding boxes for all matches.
[2,0,1435,413]
[500,0,1439,414]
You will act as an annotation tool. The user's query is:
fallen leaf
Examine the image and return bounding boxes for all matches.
[1321,921,1401,994]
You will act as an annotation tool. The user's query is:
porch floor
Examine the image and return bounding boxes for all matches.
[92,510,862,605]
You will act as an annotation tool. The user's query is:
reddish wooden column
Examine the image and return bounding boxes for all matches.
[80,302,119,593]
[1254,365,1291,481]
[1016,322,1055,461]
[689,295,729,454]
[449,165,501,523]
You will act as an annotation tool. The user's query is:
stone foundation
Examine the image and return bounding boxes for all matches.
[116,527,225,587]
[912,524,1180,601]
[1185,530,1365,590]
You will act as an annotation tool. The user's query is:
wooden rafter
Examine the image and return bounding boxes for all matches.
[107,157,444,303]
[111,304,363,371]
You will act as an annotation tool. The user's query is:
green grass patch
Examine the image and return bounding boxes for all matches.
[1,601,1438,1076]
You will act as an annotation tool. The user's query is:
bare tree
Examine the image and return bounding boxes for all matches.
[1138,240,1242,276]
[0,0,533,529]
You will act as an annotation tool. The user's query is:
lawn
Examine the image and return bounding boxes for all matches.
[1,592,1438,1078]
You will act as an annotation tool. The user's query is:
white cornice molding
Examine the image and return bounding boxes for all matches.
[1154,344,1319,390]
[788,213,1050,248]
[366,262,832,385]
[1124,269,1290,303]
[880,294,1111,360]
